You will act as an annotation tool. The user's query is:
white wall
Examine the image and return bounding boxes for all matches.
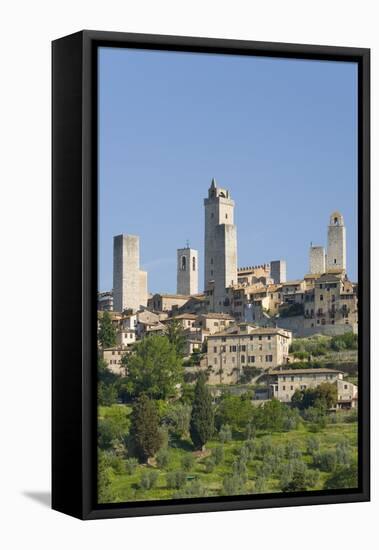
[1,1,377,549]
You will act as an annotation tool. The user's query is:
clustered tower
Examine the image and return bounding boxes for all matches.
[204,178,238,312]
[308,211,346,275]
[327,211,346,271]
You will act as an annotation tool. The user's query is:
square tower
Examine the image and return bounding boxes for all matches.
[204,178,237,311]
[177,248,198,295]
[327,212,346,271]
[113,234,143,312]
[270,260,287,283]
[309,245,326,274]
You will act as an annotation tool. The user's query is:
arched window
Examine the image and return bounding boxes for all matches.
[192,256,196,271]
[181,256,186,271]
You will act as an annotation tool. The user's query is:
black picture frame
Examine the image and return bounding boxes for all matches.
[52,30,370,520]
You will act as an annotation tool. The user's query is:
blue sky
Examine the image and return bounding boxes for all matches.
[98,47,358,294]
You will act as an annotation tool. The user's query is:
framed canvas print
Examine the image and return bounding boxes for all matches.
[52,30,370,520]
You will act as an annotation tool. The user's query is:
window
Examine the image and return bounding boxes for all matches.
[290,386,294,390]
[344,384,348,390]
[192,256,196,271]
[248,356,255,363]
[221,345,226,352]
[241,345,246,352]
[265,355,273,362]
[268,335,271,340]
[181,256,186,271]
[291,376,294,381]
[282,386,286,390]
[225,213,228,219]
[241,355,245,363]
[213,346,217,353]
[320,294,324,301]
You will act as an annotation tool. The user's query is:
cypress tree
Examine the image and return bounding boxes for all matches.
[190,373,214,450]
[130,394,163,462]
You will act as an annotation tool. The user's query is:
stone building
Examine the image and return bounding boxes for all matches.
[97,291,114,311]
[309,245,326,275]
[237,264,272,286]
[270,260,287,284]
[313,272,357,330]
[327,211,346,271]
[148,293,190,312]
[204,178,237,312]
[269,367,357,408]
[177,247,198,296]
[205,324,292,384]
[101,347,128,375]
[113,234,148,312]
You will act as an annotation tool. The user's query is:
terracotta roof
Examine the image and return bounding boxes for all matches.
[171,313,198,320]
[208,326,291,338]
[269,368,343,376]
[199,312,235,320]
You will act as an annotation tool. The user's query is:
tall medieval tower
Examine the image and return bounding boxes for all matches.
[327,211,346,271]
[204,178,237,311]
[113,234,148,312]
[177,247,198,295]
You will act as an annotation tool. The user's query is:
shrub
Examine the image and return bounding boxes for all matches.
[280,460,319,492]
[139,470,159,490]
[306,436,320,455]
[335,441,353,467]
[212,446,225,465]
[181,454,195,472]
[222,474,246,496]
[175,479,206,498]
[313,450,338,472]
[156,448,170,470]
[219,424,232,444]
[204,458,215,473]
[253,475,268,494]
[324,463,358,489]
[166,470,186,490]
[125,457,138,475]
[285,441,302,460]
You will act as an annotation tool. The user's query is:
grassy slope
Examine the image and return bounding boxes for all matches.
[100,406,357,503]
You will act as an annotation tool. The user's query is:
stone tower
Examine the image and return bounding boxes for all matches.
[327,212,346,271]
[204,178,237,311]
[270,260,287,284]
[177,247,198,295]
[113,234,148,312]
[309,245,326,274]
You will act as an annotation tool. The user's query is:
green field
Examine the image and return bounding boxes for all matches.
[98,404,358,503]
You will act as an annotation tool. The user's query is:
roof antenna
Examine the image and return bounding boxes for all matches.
[186,239,190,249]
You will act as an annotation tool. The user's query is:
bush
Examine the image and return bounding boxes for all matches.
[125,457,138,475]
[181,454,195,472]
[306,436,320,455]
[219,424,232,444]
[253,475,267,494]
[166,470,186,490]
[175,479,206,498]
[280,460,319,492]
[313,450,338,472]
[222,474,246,496]
[139,470,159,490]
[156,448,170,470]
[285,441,302,460]
[324,463,358,489]
[204,458,215,473]
[212,446,225,465]
[336,441,353,467]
